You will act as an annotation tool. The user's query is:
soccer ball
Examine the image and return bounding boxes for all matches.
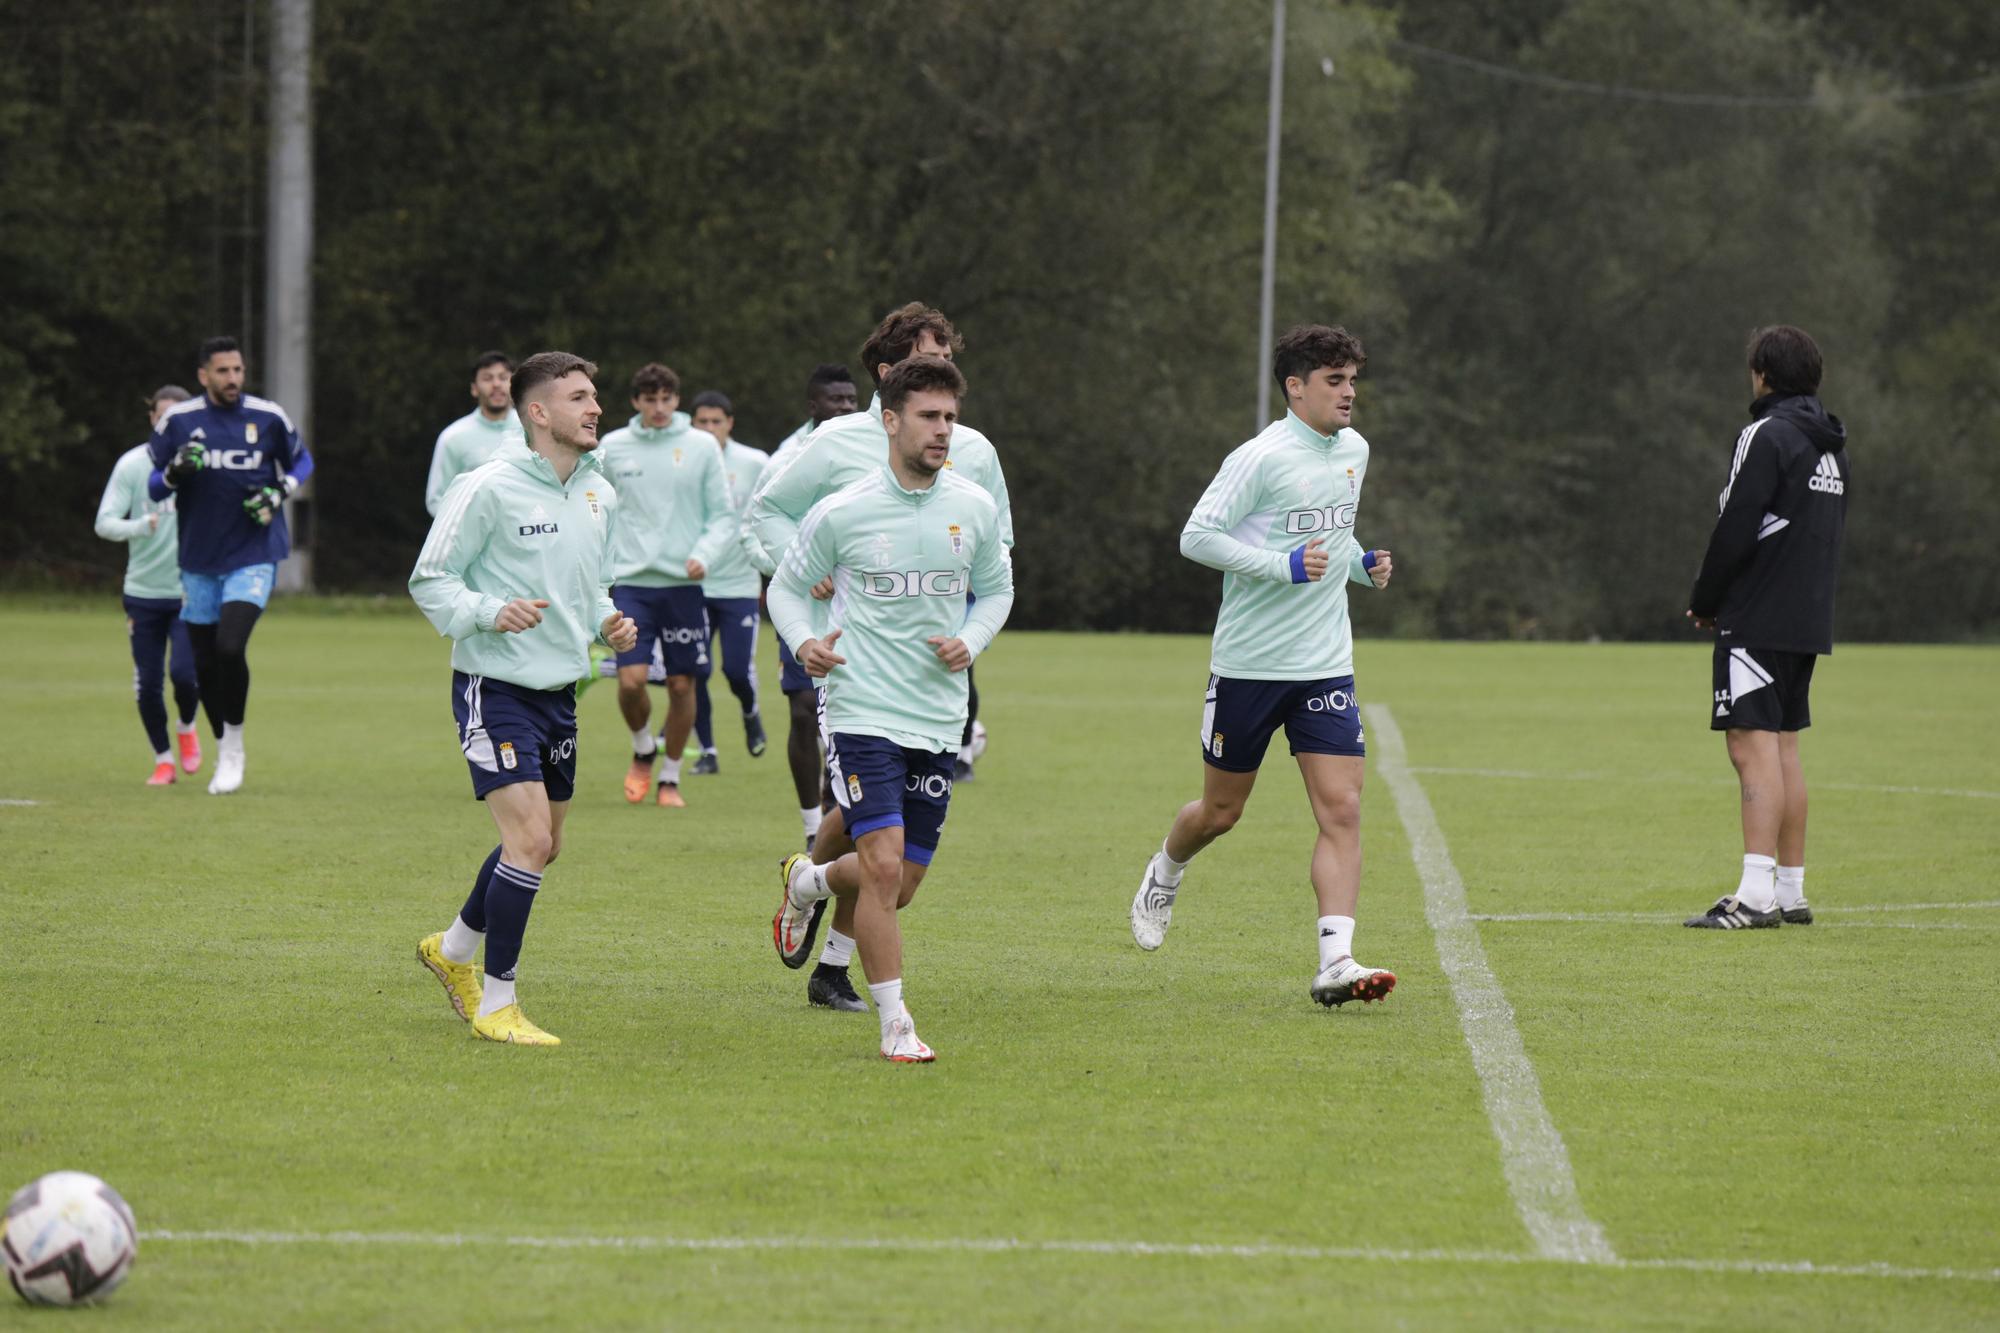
[969,719,988,761]
[3,1172,137,1306]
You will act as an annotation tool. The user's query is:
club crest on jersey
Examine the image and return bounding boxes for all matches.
[244,423,259,444]
[672,447,684,465]
[499,741,518,770]
[948,524,963,556]
[847,772,863,802]
[585,490,601,520]
[1347,467,1357,499]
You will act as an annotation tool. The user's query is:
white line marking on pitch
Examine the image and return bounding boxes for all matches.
[1408,766,2000,802]
[0,799,41,807]
[1471,914,1981,932]
[1366,704,1617,1265]
[139,1229,2000,1283]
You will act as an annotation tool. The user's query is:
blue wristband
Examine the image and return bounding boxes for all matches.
[1362,550,1378,571]
[1289,545,1309,584]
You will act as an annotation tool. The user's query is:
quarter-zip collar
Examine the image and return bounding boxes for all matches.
[626,410,692,443]
[1283,409,1341,453]
[878,462,942,507]
[507,439,606,494]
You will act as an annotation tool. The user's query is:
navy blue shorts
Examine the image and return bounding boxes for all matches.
[1712,646,1815,732]
[452,671,577,801]
[777,636,812,695]
[826,732,954,865]
[1200,673,1365,772]
[703,595,760,684]
[611,584,710,675]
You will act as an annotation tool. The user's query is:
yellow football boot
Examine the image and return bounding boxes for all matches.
[471,1003,561,1046]
[416,932,482,1021]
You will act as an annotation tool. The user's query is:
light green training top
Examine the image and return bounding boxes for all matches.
[744,394,1015,591]
[409,442,621,692]
[768,466,1014,752]
[700,437,772,598]
[425,408,522,515]
[96,444,184,600]
[1180,410,1379,681]
[599,412,734,589]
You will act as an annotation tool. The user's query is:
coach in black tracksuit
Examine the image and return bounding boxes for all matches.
[1684,325,1848,930]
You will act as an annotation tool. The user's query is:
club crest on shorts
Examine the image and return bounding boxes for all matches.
[948,523,963,556]
[245,423,259,444]
[499,741,517,770]
[1210,732,1225,759]
[847,772,863,802]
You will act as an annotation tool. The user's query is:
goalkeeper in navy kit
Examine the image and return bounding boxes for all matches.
[1684,325,1849,930]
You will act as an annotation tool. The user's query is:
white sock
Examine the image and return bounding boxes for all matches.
[153,749,173,765]
[1317,915,1355,969]
[222,722,245,753]
[957,744,974,764]
[1154,840,1190,887]
[701,746,718,757]
[820,929,855,968]
[1735,854,1778,911]
[868,978,903,1040]
[631,727,656,757]
[441,915,482,965]
[659,755,682,785]
[478,972,515,1016]
[792,858,830,904]
[801,806,824,839]
[1775,865,1806,909]
[174,719,197,735]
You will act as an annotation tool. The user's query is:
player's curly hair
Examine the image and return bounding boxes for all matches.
[511,351,599,410]
[1272,325,1366,396]
[629,362,680,397]
[880,354,967,414]
[861,303,963,387]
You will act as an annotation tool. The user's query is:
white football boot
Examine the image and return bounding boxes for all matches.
[1310,955,1397,1008]
[207,738,245,795]
[881,1005,935,1063]
[1129,854,1177,951]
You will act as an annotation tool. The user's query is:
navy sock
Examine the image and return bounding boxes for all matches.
[458,845,502,932]
[482,862,543,979]
[693,674,715,750]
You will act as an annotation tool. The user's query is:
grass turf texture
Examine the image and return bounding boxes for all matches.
[3,600,1996,1328]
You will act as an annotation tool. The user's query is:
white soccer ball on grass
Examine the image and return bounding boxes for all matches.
[3,1171,138,1306]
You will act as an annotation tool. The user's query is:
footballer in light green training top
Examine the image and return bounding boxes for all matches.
[410,350,638,1050]
[424,351,520,516]
[1130,324,1401,1011]
[95,384,203,785]
[769,355,1014,1063]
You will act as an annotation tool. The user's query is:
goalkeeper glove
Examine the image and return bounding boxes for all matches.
[164,442,206,487]
[243,479,294,527]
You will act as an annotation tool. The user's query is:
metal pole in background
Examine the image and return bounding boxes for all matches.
[1255,0,1286,433]
[268,0,315,592]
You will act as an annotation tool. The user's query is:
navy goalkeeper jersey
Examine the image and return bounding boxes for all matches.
[147,393,314,575]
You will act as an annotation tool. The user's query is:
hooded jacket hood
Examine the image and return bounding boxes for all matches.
[1753,392,1846,454]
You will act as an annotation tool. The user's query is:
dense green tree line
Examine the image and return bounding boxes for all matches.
[4,0,1994,639]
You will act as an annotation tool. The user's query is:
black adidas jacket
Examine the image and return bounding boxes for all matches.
[1688,392,1849,655]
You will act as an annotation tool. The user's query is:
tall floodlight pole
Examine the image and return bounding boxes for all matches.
[1255,0,1286,432]
[268,0,315,592]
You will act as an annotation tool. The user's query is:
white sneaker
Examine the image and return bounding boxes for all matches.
[1130,855,1177,951]
[207,744,245,795]
[1310,955,1397,1008]
[881,1005,935,1063]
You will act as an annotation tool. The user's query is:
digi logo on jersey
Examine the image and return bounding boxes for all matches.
[1284,504,1358,535]
[517,522,560,536]
[1305,688,1356,713]
[208,449,266,471]
[861,570,968,598]
[906,771,953,800]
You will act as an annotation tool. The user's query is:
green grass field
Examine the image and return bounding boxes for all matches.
[4,599,1996,1329]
